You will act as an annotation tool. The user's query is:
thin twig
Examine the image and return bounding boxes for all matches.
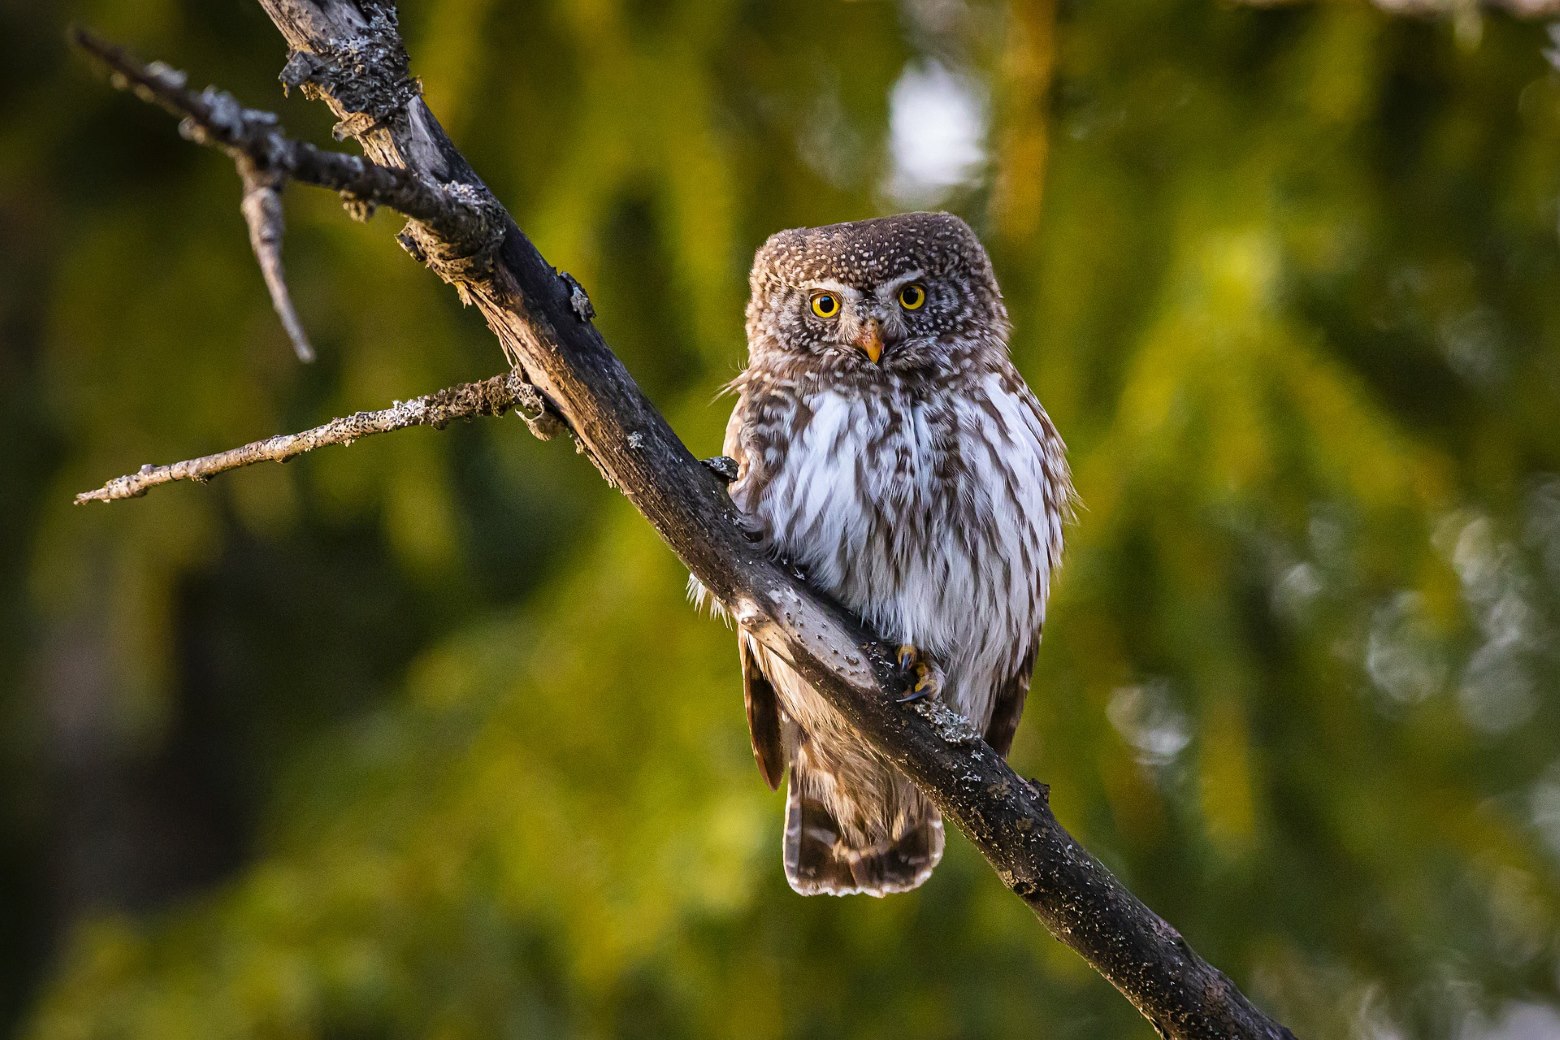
[238,158,314,362]
[75,371,556,504]
[1238,0,1560,13]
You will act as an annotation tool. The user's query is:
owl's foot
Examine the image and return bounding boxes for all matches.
[894,644,943,704]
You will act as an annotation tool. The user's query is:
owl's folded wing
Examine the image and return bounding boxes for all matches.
[984,639,1038,758]
[740,635,786,790]
[719,390,784,788]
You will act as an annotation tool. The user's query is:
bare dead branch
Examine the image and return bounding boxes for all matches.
[1385,0,1560,13]
[75,371,558,504]
[237,158,314,362]
[1241,0,1560,15]
[75,6,1298,1037]
[69,27,499,253]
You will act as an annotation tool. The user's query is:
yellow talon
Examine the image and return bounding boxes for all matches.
[895,645,942,703]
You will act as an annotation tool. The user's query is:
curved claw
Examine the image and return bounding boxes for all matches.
[894,646,943,704]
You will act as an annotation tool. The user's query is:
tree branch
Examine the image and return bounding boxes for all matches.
[73,7,1298,1038]
[74,371,558,505]
[1241,0,1560,14]
[70,27,501,252]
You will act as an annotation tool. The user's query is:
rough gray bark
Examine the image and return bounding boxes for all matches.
[74,6,1299,1038]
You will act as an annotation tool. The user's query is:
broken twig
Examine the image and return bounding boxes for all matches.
[238,158,313,362]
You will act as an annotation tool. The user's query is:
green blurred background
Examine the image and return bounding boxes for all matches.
[4,1,1560,1037]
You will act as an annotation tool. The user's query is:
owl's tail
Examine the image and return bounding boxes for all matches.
[782,769,945,896]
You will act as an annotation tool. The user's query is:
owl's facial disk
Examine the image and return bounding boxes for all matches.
[804,271,926,365]
[748,212,1008,373]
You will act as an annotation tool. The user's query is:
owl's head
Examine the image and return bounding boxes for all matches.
[746,212,1009,374]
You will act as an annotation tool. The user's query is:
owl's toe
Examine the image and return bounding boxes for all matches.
[894,645,943,704]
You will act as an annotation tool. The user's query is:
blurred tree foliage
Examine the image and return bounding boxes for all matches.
[4,1,1560,1037]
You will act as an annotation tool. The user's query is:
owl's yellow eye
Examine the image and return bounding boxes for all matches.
[810,292,841,319]
[898,283,927,311]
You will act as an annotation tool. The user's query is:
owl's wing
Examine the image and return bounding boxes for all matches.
[984,638,1038,758]
[740,635,786,790]
[984,367,1070,758]
[722,388,785,789]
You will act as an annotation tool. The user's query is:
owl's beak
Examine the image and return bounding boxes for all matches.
[854,319,884,364]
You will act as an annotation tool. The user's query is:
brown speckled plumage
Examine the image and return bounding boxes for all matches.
[709,212,1071,896]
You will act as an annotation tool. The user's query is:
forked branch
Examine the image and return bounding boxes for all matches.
[71,28,495,246]
[72,7,1297,1038]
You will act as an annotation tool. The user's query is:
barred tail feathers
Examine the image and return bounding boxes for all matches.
[782,764,944,896]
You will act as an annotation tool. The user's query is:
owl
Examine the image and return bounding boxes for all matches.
[711,212,1071,896]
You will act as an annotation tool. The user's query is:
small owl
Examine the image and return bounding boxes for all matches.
[714,212,1070,896]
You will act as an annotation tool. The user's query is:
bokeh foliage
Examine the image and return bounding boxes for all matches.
[4,1,1560,1037]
